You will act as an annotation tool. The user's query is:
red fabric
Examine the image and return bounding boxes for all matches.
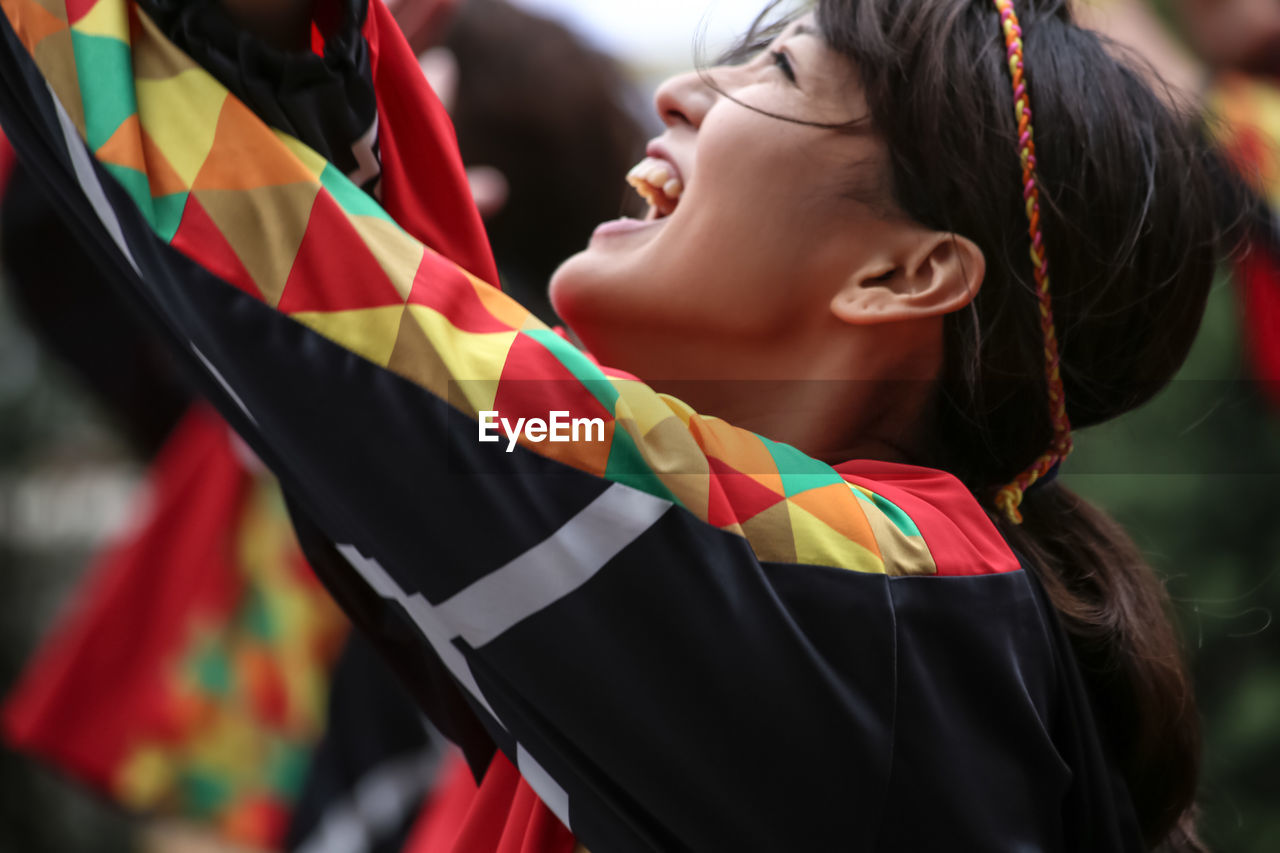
[361,0,499,286]
[0,406,249,787]
[1238,239,1280,409]
[277,188,410,312]
[404,753,476,853]
[0,133,16,193]
[406,752,576,853]
[835,459,1021,577]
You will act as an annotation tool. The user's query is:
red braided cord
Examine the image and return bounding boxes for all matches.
[991,0,1073,524]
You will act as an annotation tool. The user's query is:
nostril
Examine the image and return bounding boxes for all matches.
[662,106,692,128]
[652,69,708,130]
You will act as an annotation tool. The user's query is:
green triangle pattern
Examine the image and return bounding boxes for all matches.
[761,436,844,497]
[605,424,679,506]
[320,162,395,223]
[70,30,135,150]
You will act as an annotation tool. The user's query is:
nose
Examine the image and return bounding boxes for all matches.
[653,68,716,130]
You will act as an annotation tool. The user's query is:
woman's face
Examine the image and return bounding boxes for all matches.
[549,16,906,382]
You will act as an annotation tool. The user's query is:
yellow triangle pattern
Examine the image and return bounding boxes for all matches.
[349,215,424,302]
[787,501,885,574]
[273,130,329,181]
[70,0,127,40]
[613,379,681,437]
[292,306,407,370]
[136,68,227,187]
[406,304,517,415]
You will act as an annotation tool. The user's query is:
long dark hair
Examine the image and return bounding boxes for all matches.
[724,0,1243,848]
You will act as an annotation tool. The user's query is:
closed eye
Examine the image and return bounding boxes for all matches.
[771,50,797,84]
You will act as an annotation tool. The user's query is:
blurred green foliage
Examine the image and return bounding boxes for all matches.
[1067,275,1280,852]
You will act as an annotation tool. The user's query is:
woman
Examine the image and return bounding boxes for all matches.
[0,0,1235,850]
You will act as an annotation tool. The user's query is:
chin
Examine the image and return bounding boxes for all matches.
[546,250,629,338]
[546,253,580,321]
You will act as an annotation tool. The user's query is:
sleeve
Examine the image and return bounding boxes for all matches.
[0,2,965,848]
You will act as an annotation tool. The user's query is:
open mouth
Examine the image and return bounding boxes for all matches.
[626,156,684,221]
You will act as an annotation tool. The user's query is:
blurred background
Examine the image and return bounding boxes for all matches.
[1,0,1278,850]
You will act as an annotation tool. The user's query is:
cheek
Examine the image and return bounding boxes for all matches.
[547,119,851,339]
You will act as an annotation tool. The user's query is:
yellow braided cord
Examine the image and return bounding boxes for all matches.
[990,0,1073,524]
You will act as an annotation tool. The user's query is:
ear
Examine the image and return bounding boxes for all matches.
[829,232,984,326]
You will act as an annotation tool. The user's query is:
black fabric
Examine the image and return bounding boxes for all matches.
[1,161,192,455]
[285,632,442,853]
[139,0,380,192]
[880,567,1144,852]
[286,502,501,781]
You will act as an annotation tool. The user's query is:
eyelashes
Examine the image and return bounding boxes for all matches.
[770,50,797,83]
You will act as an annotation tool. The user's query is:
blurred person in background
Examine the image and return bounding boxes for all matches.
[424,0,647,323]
[1079,0,1280,409]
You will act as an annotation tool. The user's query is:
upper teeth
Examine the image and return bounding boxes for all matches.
[627,157,683,213]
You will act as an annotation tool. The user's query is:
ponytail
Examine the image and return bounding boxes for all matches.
[997,484,1206,851]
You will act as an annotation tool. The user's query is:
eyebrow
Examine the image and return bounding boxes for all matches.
[793,23,816,37]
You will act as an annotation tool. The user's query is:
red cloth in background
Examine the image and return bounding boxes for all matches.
[1239,239,1280,409]
[1,406,247,787]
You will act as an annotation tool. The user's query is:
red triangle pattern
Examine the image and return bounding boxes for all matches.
[406,251,514,334]
[276,191,406,314]
[705,470,737,529]
[707,456,789,527]
[170,195,262,301]
[63,0,99,25]
[490,332,613,424]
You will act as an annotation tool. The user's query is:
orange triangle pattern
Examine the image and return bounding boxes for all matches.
[96,112,143,171]
[0,0,67,53]
[790,484,881,560]
[192,97,317,192]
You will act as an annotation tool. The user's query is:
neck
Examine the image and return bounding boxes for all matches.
[584,317,943,467]
[648,373,935,466]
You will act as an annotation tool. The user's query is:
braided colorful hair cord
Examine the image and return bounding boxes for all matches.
[990,0,1074,524]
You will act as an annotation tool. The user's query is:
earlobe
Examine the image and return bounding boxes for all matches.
[830,232,984,326]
